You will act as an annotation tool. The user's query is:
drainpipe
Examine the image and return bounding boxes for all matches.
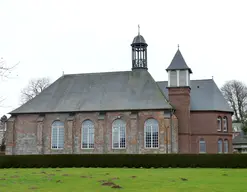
[170,108,175,153]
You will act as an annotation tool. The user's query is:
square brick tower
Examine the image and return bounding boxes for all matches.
[166,47,192,153]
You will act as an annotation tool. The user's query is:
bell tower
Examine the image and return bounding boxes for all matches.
[131,25,148,70]
[166,46,192,153]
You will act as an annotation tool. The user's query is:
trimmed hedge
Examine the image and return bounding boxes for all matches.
[1,154,247,168]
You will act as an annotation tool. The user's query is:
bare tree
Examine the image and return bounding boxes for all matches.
[20,77,51,104]
[0,115,7,151]
[0,57,19,79]
[221,80,247,122]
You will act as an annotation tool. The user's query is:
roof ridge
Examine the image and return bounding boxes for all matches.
[64,70,131,77]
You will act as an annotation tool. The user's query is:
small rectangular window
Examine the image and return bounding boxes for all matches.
[179,70,187,86]
[170,71,177,86]
[199,139,206,153]
[223,117,228,132]
[217,117,222,131]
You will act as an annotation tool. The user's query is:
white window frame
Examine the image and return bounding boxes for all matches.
[199,138,206,153]
[217,117,222,131]
[223,117,228,132]
[224,139,229,153]
[144,118,159,149]
[51,121,64,149]
[112,119,126,149]
[218,139,223,153]
[81,120,95,149]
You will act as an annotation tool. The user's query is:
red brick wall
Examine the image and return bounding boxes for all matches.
[190,111,232,153]
[168,87,191,153]
[6,110,179,155]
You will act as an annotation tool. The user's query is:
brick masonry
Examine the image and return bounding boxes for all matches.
[168,86,233,153]
[5,110,178,155]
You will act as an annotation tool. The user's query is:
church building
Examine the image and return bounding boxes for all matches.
[6,30,233,155]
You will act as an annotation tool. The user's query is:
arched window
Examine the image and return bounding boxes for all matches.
[217,117,222,131]
[51,121,64,149]
[218,139,223,153]
[199,138,206,153]
[144,118,159,148]
[224,139,229,153]
[81,120,94,149]
[112,119,126,149]
[223,117,228,132]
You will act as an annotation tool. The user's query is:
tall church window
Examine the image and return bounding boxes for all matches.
[217,117,222,131]
[223,117,228,132]
[112,119,126,149]
[218,139,223,153]
[144,118,159,148]
[51,121,64,149]
[199,138,206,153]
[81,120,94,149]
[224,139,229,153]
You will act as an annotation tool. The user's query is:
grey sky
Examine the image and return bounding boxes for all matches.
[0,0,246,116]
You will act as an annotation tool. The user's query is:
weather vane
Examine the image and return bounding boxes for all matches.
[138,24,140,35]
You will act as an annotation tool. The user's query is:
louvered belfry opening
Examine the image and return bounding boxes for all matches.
[131,33,148,70]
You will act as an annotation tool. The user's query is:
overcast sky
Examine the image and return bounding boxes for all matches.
[0,0,247,116]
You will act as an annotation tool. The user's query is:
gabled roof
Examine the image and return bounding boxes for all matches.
[157,79,233,113]
[10,70,172,114]
[166,49,192,73]
[233,131,247,145]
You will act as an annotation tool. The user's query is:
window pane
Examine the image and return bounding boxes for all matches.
[144,119,159,148]
[199,139,206,153]
[82,120,94,149]
[52,127,58,148]
[217,118,221,130]
[112,119,126,149]
[218,140,223,153]
[112,127,119,148]
[224,140,228,153]
[51,121,64,149]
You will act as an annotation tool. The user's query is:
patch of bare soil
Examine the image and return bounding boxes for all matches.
[40,171,46,174]
[101,181,115,186]
[62,174,69,176]
[0,178,6,180]
[180,178,188,181]
[111,185,122,189]
[111,177,119,180]
[80,175,92,178]
[28,186,38,190]
[56,180,62,183]
[10,175,19,178]
[130,176,136,178]
[48,174,55,177]
[223,173,228,176]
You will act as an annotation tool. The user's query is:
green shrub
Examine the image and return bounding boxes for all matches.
[0,154,247,168]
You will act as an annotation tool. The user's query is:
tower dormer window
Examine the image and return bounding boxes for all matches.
[166,47,192,88]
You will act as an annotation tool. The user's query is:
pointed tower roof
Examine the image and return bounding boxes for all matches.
[166,47,192,73]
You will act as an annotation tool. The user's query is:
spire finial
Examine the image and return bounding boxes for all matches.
[178,44,180,49]
[138,24,140,35]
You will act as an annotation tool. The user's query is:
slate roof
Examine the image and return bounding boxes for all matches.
[10,70,172,114]
[166,49,192,73]
[233,131,247,145]
[157,79,233,112]
[132,35,147,45]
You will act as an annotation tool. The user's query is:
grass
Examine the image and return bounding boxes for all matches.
[0,168,246,192]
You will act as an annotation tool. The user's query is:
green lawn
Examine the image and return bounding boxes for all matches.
[0,168,246,192]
